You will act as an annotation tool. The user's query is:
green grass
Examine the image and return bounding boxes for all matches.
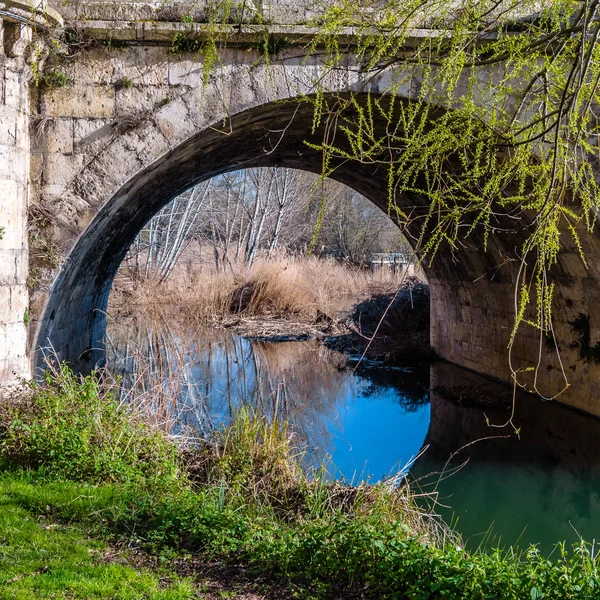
[1,366,599,599]
[0,477,195,599]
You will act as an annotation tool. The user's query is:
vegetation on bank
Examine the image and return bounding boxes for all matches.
[111,253,422,338]
[0,481,196,599]
[0,367,598,599]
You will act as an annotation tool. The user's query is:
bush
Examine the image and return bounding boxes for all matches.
[0,366,181,489]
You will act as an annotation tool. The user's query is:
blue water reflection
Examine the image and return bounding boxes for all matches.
[321,377,430,481]
[108,325,431,481]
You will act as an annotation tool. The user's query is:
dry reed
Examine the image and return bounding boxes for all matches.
[110,252,417,325]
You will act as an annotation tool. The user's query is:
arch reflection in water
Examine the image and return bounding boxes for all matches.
[107,316,431,481]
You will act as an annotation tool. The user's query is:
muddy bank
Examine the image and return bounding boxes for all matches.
[222,281,432,366]
[324,281,432,364]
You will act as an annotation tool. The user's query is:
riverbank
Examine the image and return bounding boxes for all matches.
[110,254,430,363]
[0,367,598,599]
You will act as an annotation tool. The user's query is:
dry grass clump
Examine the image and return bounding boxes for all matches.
[184,407,303,497]
[181,407,445,544]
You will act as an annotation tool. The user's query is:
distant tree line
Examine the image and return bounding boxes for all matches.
[123,167,411,281]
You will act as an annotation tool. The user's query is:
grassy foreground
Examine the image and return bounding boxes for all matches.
[0,367,598,599]
[0,477,196,599]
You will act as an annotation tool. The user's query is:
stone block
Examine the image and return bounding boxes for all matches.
[14,106,28,148]
[0,106,17,146]
[0,146,26,179]
[4,68,24,107]
[121,120,170,163]
[4,284,28,318]
[0,321,27,358]
[61,47,114,85]
[154,97,196,143]
[44,118,74,154]
[115,84,172,117]
[0,286,11,316]
[89,138,144,190]
[0,179,20,214]
[112,47,169,86]
[43,153,85,188]
[168,59,206,87]
[29,153,44,186]
[73,118,114,153]
[0,213,26,249]
[40,184,65,202]
[78,3,157,21]
[0,252,20,286]
[42,86,116,119]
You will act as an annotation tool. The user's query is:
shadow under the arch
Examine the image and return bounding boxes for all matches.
[411,361,600,554]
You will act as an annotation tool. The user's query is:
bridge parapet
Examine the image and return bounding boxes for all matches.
[48,0,323,26]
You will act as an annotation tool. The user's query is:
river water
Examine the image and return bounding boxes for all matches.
[108,319,600,555]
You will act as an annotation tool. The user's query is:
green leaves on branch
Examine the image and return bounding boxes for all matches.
[300,0,600,381]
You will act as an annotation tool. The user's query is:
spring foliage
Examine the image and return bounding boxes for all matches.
[0,366,181,487]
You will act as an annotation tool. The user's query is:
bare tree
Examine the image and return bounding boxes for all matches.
[122,167,410,281]
[123,182,211,282]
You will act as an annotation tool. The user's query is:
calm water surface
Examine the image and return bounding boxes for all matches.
[108,318,600,554]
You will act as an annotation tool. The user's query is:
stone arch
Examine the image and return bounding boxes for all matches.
[34,92,517,380]
[31,58,600,416]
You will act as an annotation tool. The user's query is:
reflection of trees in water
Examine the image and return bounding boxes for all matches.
[353,365,429,412]
[107,316,355,463]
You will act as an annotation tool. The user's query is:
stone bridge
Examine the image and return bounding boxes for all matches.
[2,0,600,416]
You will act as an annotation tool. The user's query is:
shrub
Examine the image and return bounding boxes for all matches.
[0,365,181,489]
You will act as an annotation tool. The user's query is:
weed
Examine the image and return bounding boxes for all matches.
[26,268,43,291]
[0,364,182,489]
[39,69,69,88]
[255,35,289,58]
[116,76,134,90]
[170,32,203,54]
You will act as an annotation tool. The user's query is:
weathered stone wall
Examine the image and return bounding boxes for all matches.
[0,19,31,382]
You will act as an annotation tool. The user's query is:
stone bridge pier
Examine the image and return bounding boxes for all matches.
[1,1,600,417]
[0,0,61,381]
